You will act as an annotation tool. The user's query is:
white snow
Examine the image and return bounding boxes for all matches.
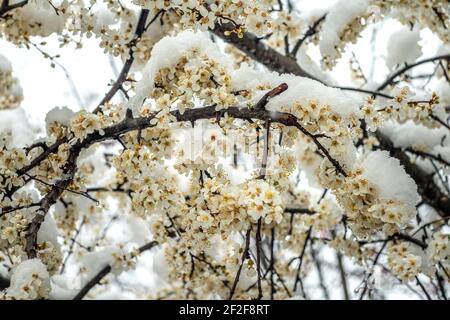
[0,108,38,148]
[0,54,12,73]
[232,64,362,120]
[319,0,370,59]
[80,247,118,282]
[386,27,422,70]
[381,121,448,151]
[6,259,51,299]
[37,213,61,251]
[20,1,66,37]
[360,150,420,205]
[45,106,75,128]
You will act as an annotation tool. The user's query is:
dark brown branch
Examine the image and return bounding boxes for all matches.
[72,241,158,300]
[406,147,450,168]
[336,249,350,300]
[255,219,263,300]
[258,120,271,179]
[431,114,450,132]
[0,203,40,218]
[359,240,388,300]
[23,173,98,204]
[0,275,10,291]
[254,83,288,110]
[0,0,28,18]
[228,228,251,300]
[93,9,151,114]
[285,208,316,215]
[269,227,275,300]
[377,55,450,91]
[60,217,86,274]
[436,271,447,300]
[335,86,393,99]
[18,138,69,177]
[310,240,330,299]
[411,216,450,236]
[293,227,311,293]
[359,233,427,250]
[291,14,327,57]
[293,121,347,176]
[212,22,323,83]
[415,276,432,300]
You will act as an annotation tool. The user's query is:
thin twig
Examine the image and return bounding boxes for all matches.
[378,54,450,90]
[256,218,263,300]
[293,227,312,293]
[228,228,251,300]
[72,241,158,300]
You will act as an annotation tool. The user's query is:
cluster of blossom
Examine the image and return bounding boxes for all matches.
[426,231,449,275]
[34,242,61,275]
[112,144,186,223]
[0,54,22,110]
[362,88,442,132]
[0,136,27,197]
[69,111,108,141]
[73,2,175,65]
[134,0,277,37]
[0,205,29,250]
[300,199,343,233]
[28,143,71,191]
[239,179,284,224]
[387,241,422,282]
[266,10,304,50]
[109,246,141,275]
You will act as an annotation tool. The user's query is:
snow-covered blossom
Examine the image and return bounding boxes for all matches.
[2,259,51,300]
[1,0,450,301]
[331,150,419,237]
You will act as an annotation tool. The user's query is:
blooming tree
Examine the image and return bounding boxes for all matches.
[0,0,449,300]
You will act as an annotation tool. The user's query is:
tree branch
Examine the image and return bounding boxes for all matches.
[291,14,327,57]
[72,241,158,300]
[93,9,153,114]
[0,0,28,18]
[377,55,450,91]
[212,22,323,83]
[0,275,10,291]
[228,228,251,299]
